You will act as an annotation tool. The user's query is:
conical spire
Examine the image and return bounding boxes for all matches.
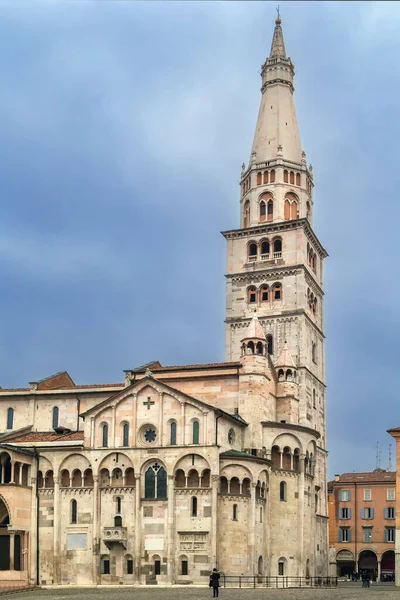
[275,341,296,368]
[269,18,286,59]
[241,314,266,342]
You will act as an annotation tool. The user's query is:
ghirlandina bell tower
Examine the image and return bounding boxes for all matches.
[222,12,328,509]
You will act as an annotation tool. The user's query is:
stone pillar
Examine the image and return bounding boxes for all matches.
[290,454,294,471]
[377,560,381,582]
[11,461,15,484]
[111,405,116,447]
[134,475,141,584]
[298,455,305,576]
[92,476,99,584]
[132,393,138,447]
[279,452,283,469]
[159,393,164,445]
[181,403,185,445]
[9,531,15,570]
[211,475,219,568]
[203,412,208,444]
[167,475,175,584]
[53,476,60,584]
[249,483,257,575]
[90,417,95,447]
[29,476,37,585]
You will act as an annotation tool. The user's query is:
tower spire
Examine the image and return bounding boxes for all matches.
[270,14,286,59]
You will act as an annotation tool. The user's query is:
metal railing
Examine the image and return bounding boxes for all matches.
[220,575,338,588]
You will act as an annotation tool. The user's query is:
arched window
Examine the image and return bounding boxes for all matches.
[261,240,270,257]
[101,555,110,575]
[248,243,258,261]
[181,557,188,576]
[273,238,282,255]
[126,555,134,575]
[312,342,317,363]
[123,423,129,447]
[233,504,238,521]
[71,499,77,524]
[280,481,286,502]
[284,199,290,220]
[192,421,199,444]
[278,558,286,576]
[283,170,288,183]
[270,169,275,183]
[267,200,273,221]
[170,421,177,445]
[313,297,317,314]
[260,201,266,221]
[267,334,273,355]
[290,171,295,184]
[244,200,250,227]
[263,171,268,184]
[260,285,269,303]
[145,464,167,499]
[257,172,262,185]
[273,283,282,301]
[52,407,59,429]
[260,507,263,523]
[248,286,257,304]
[102,424,108,448]
[306,201,311,219]
[114,515,122,526]
[116,497,121,513]
[191,496,198,517]
[7,408,14,430]
[296,173,301,186]
[290,201,298,220]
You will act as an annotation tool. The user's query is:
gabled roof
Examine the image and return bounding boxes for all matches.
[30,371,75,390]
[80,374,247,427]
[329,471,395,484]
[0,425,33,442]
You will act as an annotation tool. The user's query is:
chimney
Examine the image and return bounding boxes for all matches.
[335,474,340,481]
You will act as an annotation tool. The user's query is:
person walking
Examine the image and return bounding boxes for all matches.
[209,567,220,597]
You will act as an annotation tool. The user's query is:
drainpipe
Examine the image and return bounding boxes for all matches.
[215,412,222,446]
[35,449,39,586]
[354,482,357,573]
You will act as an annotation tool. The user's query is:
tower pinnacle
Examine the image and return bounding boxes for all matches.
[270,15,286,59]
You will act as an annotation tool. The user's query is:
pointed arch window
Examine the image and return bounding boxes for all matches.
[260,201,266,221]
[284,199,290,220]
[123,423,129,447]
[296,173,301,186]
[52,406,59,429]
[290,171,295,184]
[102,424,109,448]
[270,169,276,183]
[267,334,273,355]
[170,421,177,445]
[145,464,167,499]
[192,421,200,444]
[7,408,14,430]
[71,499,77,524]
[290,201,297,220]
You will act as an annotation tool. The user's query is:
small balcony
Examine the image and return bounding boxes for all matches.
[102,527,128,549]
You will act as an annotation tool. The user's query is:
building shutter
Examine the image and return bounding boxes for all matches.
[338,528,343,542]
[384,528,388,543]
[370,508,374,519]
[338,508,342,519]
[361,508,365,519]
[348,529,351,542]
[348,508,351,519]
[384,508,389,519]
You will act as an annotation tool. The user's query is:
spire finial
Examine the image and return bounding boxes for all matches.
[276,5,281,24]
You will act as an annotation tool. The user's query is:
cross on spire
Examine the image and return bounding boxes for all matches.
[143,397,155,410]
[276,5,280,19]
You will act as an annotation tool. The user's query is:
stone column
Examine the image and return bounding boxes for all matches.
[158,393,164,445]
[203,412,208,444]
[377,560,381,582]
[90,417,95,447]
[290,454,294,471]
[249,483,257,575]
[92,476,99,584]
[134,475,141,584]
[298,455,305,576]
[11,461,15,484]
[132,393,138,447]
[53,476,60,584]
[181,403,185,445]
[279,452,283,469]
[111,405,116,447]
[167,475,175,584]
[9,531,15,570]
[211,475,219,568]
[29,476,37,585]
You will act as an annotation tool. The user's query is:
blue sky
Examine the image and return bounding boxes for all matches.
[0,1,399,477]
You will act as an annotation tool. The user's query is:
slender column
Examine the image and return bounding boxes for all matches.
[92,476,99,584]
[181,403,185,445]
[53,476,60,583]
[134,475,141,584]
[11,461,15,484]
[132,393,138,447]
[377,560,381,582]
[279,452,283,469]
[29,476,37,585]
[249,483,257,575]
[158,393,164,445]
[111,405,116,447]
[211,475,219,567]
[298,455,305,576]
[90,417,95,447]
[203,412,208,444]
[290,454,294,471]
[167,475,175,584]
[9,531,15,570]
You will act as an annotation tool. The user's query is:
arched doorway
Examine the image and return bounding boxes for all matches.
[358,550,378,582]
[258,556,263,576]
[381,550,395,582]
[336,549,355,578]
[0,497,10,570]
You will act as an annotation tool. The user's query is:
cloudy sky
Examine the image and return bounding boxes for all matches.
[0,1,399,477]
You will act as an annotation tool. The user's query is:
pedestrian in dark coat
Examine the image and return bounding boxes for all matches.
[209,568,220,597]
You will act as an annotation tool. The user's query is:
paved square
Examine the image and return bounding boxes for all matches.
[2,585,399,600]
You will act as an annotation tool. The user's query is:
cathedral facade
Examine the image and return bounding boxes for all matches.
[0,17,329,587]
